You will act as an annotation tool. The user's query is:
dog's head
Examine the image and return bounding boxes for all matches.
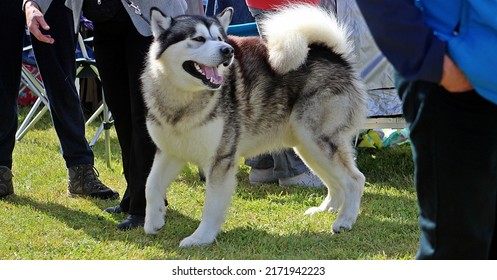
[149,7,234,91]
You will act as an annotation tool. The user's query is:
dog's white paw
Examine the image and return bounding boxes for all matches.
[179,234,214,248]
[144,214,165,235]
[304,206,324,215]
[331,218,354,233]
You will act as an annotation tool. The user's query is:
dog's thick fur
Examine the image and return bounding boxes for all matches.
[142,4,367,247]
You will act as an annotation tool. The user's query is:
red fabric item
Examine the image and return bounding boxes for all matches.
[245,0,319,10]
[18,64,41,106]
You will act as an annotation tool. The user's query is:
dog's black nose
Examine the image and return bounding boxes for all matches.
[220,46,234,58]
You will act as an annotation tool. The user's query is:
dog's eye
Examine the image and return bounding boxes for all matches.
[192,36,206,43]
[217,36,223,41]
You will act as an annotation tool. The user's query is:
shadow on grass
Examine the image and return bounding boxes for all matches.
[4,139,417,259]
[4,190,417,259]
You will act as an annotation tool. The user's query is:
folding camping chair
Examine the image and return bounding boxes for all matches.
[17,31,114,167]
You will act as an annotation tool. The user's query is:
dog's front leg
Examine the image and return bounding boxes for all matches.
[179,162,237,247]
[144,151,184,235]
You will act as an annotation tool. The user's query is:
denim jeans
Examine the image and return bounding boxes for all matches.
[245,150,309,179]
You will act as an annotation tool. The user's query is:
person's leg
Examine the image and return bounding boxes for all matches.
[0,0,26,198]
[245,154,274,169]
[276,149,323,187]
[245,154,277,184]
[123,20,156,219]
[93,9,134,211]
[490,192,497,259]
[94,9,156,229]
[398,79,497,259]
[0,0,24,170]
[30,2,93,167]
[30,1,118,199]
[273,150,306,178]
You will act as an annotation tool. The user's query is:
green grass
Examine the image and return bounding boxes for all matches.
[0,108,419,259]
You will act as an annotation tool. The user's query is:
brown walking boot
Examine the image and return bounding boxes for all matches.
[0,166,14,198]
[68,164,119,200]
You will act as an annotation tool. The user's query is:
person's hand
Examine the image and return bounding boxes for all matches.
[25,1,55,44]
[440,54,473,92]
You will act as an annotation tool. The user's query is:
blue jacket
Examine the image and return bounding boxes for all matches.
[356,0,497,105]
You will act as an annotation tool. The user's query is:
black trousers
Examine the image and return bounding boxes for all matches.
[0,0,94,169]
[0,0,24,169]
[93,8,156,216]
[397,78,497,259]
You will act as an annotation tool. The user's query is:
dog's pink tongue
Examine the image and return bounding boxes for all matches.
[201,65,223,84]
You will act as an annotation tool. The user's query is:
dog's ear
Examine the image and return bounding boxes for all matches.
[150,7,173,38]
[216,7,233,31]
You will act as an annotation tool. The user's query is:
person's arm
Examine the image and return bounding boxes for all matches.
[355,0,445,84]
[24,0,54,44]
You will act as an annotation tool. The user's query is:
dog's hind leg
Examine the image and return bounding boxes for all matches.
[295,135,365,233]
[179,158,238,247]
[144,151,184,235]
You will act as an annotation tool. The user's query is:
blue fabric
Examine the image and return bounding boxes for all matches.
[356,0,497,105]
[245,151,309,179]
[417,0,497,106]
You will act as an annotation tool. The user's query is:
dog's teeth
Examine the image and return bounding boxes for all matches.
[194,63,204,74]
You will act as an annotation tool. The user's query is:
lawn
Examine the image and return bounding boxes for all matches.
[0,108,419,260]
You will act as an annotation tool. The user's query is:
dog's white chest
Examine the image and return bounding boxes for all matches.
[148,117,224,164]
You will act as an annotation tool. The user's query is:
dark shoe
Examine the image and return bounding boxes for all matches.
[117,215,144,230]
[104,205,125,214]
[0,166,14,198]
[68,164,119,200]
[105,200,167,213]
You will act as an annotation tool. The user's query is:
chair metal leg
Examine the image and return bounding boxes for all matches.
[85,103,104,126]
[17,65,50,141]
[87,91,113,168]
[102,91,113,168]
[16,106,49,140]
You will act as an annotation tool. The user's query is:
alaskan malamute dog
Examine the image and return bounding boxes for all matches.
[142,4,367,247]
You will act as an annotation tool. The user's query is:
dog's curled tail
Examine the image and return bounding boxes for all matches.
[260,4,351,75]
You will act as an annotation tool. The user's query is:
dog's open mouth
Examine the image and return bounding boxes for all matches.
[183,61,225,89]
